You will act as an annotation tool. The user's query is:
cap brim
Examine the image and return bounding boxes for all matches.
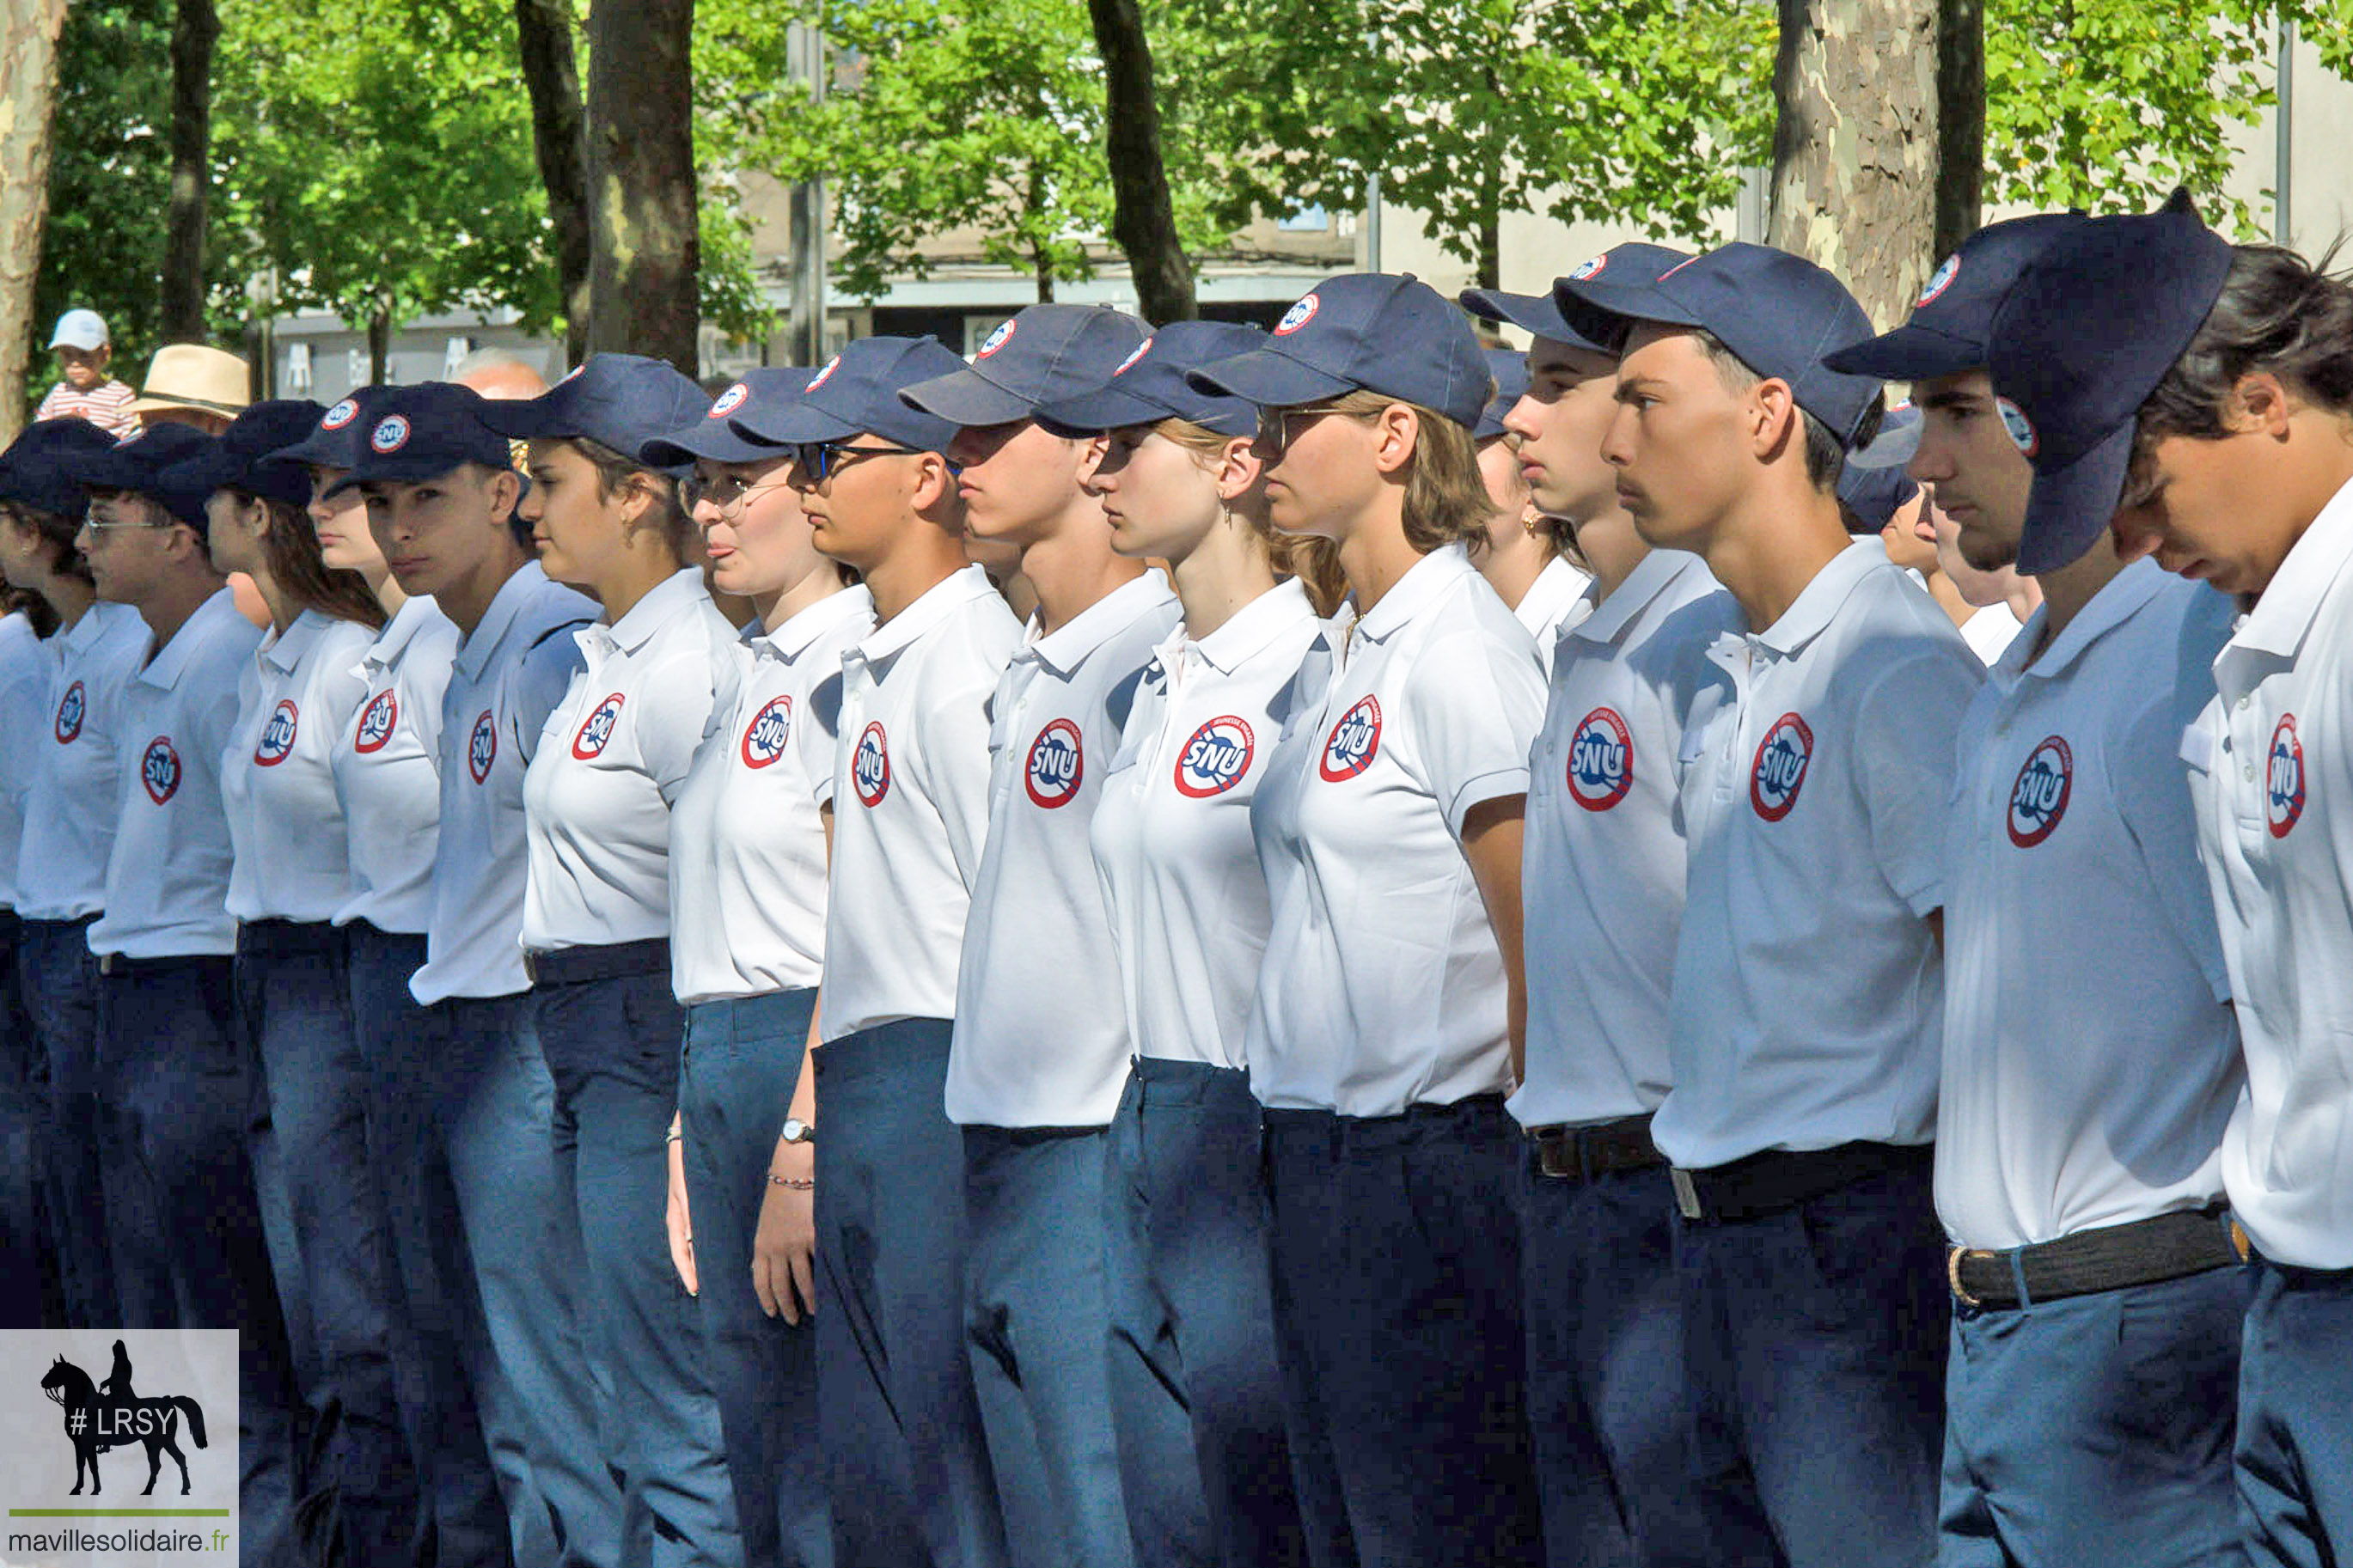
[156,448,241,497]
[64,448,169,490]
[474,395,575,440]
[896,367,1038,427]
[2017,422,2135,576]
[1184,348,1354,409]
[1820,323,1983,382]
[641,420,790,468]
[1845,416,1922,471]
[1033,381,1170,436]
[325,454,476,497]
[1550,276,1706,350]
[1458,289,1605,351]
[269,430,354,471]
[730,401,865,446]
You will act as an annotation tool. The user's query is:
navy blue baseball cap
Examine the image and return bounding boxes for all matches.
[741,336,968,453]
[899,308,1150,428]
[1987,195,2235,573]
[326,382,516,497]
[159,400,326,511]
[0,418,122,519]
[1459,241,1693,351]
[641,369,813,467]
[1844,400,1922,471]
[1555,241,1882,444]
[271,387,383,473]
[1475,348,1530,442]
[477,353,712,469]
[62,422,216,527]
[1821,214,2092,383]
[1034,320,1265,439]
[1186,273,1492,430]
[1837,450,1921,533]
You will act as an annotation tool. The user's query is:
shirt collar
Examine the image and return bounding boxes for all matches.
[1513,557,1586,638]
[849,563,999,667]
[260,609,332,675]
[1355,542,1475,644]
[602,568,709,656]
[2234,471,2353,661]
[1179,578,1313,676]
[455,561,551,680]
[364,595,438,673]
[2008,556,2171,683]
[1752,539,1882,656]
[1569,548,1707,650]
[63,600,132,655]
[1023,570,1176,677]
[138,586,242,692]
[755,583,875,662]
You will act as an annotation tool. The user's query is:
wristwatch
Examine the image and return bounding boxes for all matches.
[779,1117,816,1145]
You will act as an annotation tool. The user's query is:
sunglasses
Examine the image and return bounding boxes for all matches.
[793,440,933,483]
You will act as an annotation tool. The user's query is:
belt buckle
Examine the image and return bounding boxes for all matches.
[523,950,539,986]
[1669,1167,1703,1221]
[1531,1126,1573,1180]
[1947,1247,1989,1309]
[98,952,120,978]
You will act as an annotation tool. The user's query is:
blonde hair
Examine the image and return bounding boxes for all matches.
[1320,389,1492,558]
[1154,417,1348,615]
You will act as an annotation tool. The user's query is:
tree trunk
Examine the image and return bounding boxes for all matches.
[515,0,592,363]
[1083,0,1195,324]
[584,0,700,375]
[0,0,68,443]
[367,301,391,387]
[1767,0,1940,329]
[161,0,217,343]
[1028,165,1054,302]
[1934,0,1984,259]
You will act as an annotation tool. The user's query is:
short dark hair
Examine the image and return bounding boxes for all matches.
[1696,330,1879,492]
[2133,243,2353,482]
[3,500,91,587]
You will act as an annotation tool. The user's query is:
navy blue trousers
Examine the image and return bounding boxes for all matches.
[436,991,623,1568]
[1103,1059,1330,1568]
[1674,1155,1948,1568]
[1262,1096,1543,1567]
[678,991,829,1568]
[21,915,115,1327]
[533,946,740,1568]
[94,953,305,1567]
[347,924,515,1568]
[813,1019,1007,1568]
[1940,1260,2249,1567]
[0,908,59,1328]
[239,919,418,1561]
[1518,1153,1780,1568]
[2235,1259,2353,1567]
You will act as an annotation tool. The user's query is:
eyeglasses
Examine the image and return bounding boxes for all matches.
[1254,403,1359,459]
[680,471,797,514]
[82,498,167,531]
[794,441,930,483]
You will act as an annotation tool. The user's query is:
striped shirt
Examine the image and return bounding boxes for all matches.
[34,378,138,436]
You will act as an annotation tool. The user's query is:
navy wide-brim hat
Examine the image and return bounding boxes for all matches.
[899,307,1152,429]
[741,336,969,452]
[1987,193,2234,574]
[161,399,327,512]
[642,369,813,468]
[1458,241,1694,351]
[1822,213,2092,384]
[1187,272,1491,430]
[478,352,713,472]
[61,422,217,527]
[0,418,124,519]
[1555,241,1882,445]
[1035,320,1266,439]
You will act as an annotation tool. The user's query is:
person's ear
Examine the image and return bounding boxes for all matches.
[1369,404,1420,478]
[1214,436,1264,502]
[2234,372,2295,440]
[911,451,956,512]
[486,467,523,521]
[1749,377,1801,464]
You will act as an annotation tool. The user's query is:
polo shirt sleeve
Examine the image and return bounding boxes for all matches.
[914,664,1001,893]
[635,650,718,806]
[1405,625,1545,837]
[1855,643,1982,916]
[511,634,586,766]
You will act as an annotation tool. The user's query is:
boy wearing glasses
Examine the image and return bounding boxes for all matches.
[64,423,306,1564]
[730,333,1021,1568]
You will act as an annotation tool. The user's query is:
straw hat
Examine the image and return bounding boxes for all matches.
[127,344,253,420]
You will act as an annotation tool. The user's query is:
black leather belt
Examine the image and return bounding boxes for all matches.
[1670,1141,1930,1224]
[96,951,230,979]
[524,937,671,989]
[1948,1205,2250,1309]
[1528,1113,1665,1182]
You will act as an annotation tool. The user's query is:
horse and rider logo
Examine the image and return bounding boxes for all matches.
[39,1340,209,1497]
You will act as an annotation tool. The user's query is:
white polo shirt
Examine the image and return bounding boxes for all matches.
[1516,555,1595,676]
[411,562,596,1005]
[14,601,151,923]
[88,588,265,959]
[1961,602,2026,667]
[0,612,58,910]
[522,567,738,954]
[330,595,460,935]
[819,564,1022,1042]
[1246,543,1546,1117]
[669,585,875,1004]
[222,610,376,924]
[944,573,1181,1127]
[1937,561,2240,1252]
[2192,476,2353,1268]
[1652,540,1982,1169]
[1511,550,1742,1131]
[1090,580,1323,1072]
